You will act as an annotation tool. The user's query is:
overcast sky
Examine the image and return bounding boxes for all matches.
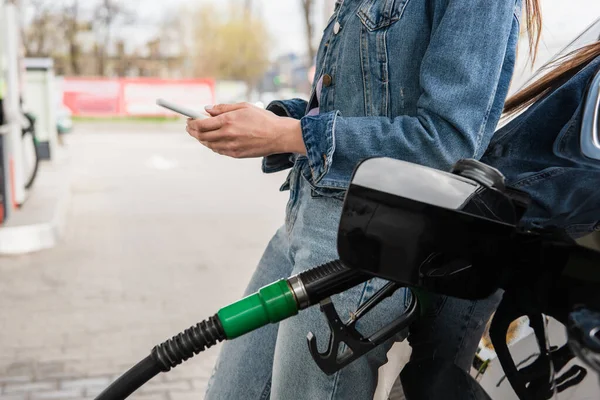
[135,0,600,58]
[137,0,311,57]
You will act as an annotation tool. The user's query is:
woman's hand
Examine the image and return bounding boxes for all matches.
[186,102,306,159]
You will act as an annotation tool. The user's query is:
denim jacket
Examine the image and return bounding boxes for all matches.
[482,56,600,238]
[264,0,522,192]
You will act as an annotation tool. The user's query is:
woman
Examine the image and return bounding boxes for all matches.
[187,1,539,399]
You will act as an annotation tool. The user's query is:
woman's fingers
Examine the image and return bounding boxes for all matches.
[196,129,232,143]
[185,125,196,138]
[187,115,223,134]
[187,124,235,155]
[202,139,241,157]
[185,103,280,159]
[205,102,252,116]
[187,120,233,142]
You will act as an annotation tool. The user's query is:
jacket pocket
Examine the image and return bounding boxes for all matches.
[509,167,600,238]
[356,0,410,116]
[357,0,410,31]
[566,222,600,238]
[510,167,567,189]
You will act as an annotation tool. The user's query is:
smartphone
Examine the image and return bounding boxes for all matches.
[156,99,209,119]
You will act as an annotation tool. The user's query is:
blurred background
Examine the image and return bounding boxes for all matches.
[10,0,600,124]
[0,1,599,399]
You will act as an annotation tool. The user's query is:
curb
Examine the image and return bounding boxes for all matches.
[0,154,72,255]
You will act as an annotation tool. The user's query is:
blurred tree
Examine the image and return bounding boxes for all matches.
[192,5,270,96]
[22,0,93,75]
[93,0,135,76]
[244,0,252,14]
[61,0,88,75]
[301,0,316,64]
[21,0,62,57]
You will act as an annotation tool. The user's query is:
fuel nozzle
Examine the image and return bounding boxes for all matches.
[218,260,368,341]
[96,260,370,400]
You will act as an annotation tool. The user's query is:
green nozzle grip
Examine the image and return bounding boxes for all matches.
[217,279,298,339]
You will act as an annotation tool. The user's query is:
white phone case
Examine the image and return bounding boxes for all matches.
[156,99,209,119]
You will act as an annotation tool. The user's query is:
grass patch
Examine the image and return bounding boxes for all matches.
[73,116,181,123]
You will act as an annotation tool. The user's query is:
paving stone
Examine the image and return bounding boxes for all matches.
[34,362,74,381]
[190,379,209,391]
[30,389,82,399]
[3,363,34,376]
[164,365,213,382]
[139,380,192,394]
[128,393,168,400]
[0,128,274,400]
[84,385,106,398]
[0,394,30,400]
[167,394,203,400]
[2,382,56,394]
[59,377,111,390]
[0,376,31,385]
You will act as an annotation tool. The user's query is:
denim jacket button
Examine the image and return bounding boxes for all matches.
[323,74,333,87]
[333,22,341,34]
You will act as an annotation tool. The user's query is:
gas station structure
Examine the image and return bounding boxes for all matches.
[0,0,59,224]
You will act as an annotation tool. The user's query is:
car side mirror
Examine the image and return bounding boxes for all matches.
[581,68,600,161]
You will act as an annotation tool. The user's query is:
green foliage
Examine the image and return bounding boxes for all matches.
[192,5,271,85]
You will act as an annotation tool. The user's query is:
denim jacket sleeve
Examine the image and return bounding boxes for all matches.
[262,98,308,173]
[302,1,519,188]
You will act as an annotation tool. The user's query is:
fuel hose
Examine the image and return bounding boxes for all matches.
[95,260,369,400]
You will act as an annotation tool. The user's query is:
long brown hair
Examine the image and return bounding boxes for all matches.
[524,0,543,65]
[504,42,600,115]
[505,0,600,115]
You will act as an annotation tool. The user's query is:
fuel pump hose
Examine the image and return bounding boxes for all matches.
[95,260,368,400]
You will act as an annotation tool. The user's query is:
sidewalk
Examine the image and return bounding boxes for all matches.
[0,350,218,400]
[0,124,287,400]
[0,148,72,255]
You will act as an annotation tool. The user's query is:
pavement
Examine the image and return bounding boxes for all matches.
[0,121,288,399]
[0,147,71,255]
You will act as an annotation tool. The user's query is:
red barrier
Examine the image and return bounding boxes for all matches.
[62,77,216,117]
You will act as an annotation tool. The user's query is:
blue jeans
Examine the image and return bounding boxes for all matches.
[205,163,501,400]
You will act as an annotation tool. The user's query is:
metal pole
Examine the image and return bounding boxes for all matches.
[2,1,26,207]
[0,2,12,220]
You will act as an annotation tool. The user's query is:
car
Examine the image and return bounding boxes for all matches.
[474,17,600,400]
[56,104,73,134]
[385,17,600,400]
